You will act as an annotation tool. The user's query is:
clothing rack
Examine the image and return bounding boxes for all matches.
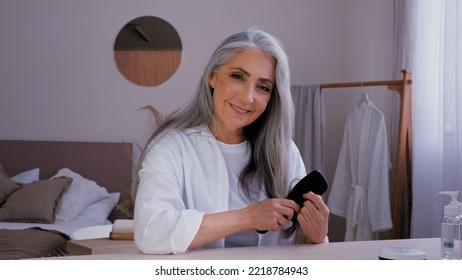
[320,69,412,239]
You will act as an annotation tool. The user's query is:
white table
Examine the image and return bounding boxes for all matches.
[63,238,440,260]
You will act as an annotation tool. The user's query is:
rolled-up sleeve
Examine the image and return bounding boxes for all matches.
[134,137,204,254]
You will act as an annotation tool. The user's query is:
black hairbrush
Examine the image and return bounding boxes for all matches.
[287,170,328,207]
[256,170,328,234]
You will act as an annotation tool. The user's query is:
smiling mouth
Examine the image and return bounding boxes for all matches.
[230,103,250,114]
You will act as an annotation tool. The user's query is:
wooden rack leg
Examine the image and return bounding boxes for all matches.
[389,70,412,239]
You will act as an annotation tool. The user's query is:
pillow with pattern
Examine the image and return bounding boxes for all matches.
[0,176,72,223]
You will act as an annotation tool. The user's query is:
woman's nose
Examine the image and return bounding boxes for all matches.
[239,85,254,103]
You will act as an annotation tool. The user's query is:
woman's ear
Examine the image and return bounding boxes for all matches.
[208,72,216,89]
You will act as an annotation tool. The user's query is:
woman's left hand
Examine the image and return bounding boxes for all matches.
[297,192,329,244]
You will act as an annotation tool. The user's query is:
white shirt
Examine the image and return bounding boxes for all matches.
[217,140,259,247]
[134,125,306,254]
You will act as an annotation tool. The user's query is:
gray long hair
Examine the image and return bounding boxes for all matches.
[143,27,294,200]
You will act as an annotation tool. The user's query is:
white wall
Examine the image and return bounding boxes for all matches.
[0,0,394,241]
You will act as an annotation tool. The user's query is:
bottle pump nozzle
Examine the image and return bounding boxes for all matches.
[440,191,460,216]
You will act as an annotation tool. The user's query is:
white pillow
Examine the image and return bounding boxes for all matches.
[76,193,120,224]
[11,168,40,184]
[52,168,109,221]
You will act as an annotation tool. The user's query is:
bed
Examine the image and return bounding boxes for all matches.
[0,140,133,259]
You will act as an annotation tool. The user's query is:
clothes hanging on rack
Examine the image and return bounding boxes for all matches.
[327,98,393,241]
[291,84,325,172]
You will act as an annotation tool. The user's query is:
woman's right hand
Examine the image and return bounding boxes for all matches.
[188,198,300,250]
[243,198,300,232]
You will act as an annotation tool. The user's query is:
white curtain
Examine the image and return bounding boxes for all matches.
[395,0,462,238]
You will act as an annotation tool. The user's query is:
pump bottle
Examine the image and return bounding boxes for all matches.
[458,194,462,259]
[452,193,462,260]
[440,191,460,260]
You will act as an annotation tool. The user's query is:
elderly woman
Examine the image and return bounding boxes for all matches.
[134,28,329,254]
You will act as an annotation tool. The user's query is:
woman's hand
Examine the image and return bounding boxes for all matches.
[189,198,300,250]
[297,192,329,243]
[244,198,300,232]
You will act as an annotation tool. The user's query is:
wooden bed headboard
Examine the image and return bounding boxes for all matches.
[0,140,133,208]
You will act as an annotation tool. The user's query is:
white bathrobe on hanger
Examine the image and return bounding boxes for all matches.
[327,100,393,241]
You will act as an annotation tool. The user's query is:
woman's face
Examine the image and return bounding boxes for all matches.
[209,48,275,144]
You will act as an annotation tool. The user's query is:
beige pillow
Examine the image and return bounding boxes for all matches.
[0,176,72,223]
[0,165,22,204]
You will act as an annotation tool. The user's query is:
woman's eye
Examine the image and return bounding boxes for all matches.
[231,73,244,81]
[258,85,271,93]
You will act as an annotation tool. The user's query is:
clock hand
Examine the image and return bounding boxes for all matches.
[128,24,151,43]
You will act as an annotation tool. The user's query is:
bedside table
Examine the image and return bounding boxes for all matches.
[67,238,140,255]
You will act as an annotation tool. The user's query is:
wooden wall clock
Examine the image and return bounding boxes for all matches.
[114,16,182,87]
